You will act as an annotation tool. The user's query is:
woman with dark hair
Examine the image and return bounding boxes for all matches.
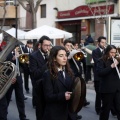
[97,45,120,120]
[42,46,74,120]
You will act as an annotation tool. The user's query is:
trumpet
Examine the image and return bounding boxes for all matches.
[17,45,29,64]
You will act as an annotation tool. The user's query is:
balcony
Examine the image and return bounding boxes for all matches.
[0,0,16,19]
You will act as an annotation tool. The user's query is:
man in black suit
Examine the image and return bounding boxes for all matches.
[22,40,33,94]
[92,36,106,115]
[0,46,29,120]
[29,35,51,119]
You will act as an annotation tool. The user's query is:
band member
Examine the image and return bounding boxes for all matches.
[92,36,106,114]
[0,78,16,120]
[22,40,33,94]
[63,39,89,120]
[5,45,29,120]
[97,45,120,120]
[42,46,74,120]
[29,35,51,116]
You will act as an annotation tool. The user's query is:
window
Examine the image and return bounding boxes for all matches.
[41,4,46,18]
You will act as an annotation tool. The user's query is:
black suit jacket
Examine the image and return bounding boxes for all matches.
[42,70,73,120]
[22,45,29,53]
[92,48,103,81]
[97,58,120,93]
[29,50,46,81]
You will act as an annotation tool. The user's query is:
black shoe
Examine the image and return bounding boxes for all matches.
[24,97,28,100]
[96,111,100,115]
[76,115,82,119]
[84,101,90,107]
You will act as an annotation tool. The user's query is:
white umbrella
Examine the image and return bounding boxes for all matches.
[24,25,72,39]
[0,28,26,40]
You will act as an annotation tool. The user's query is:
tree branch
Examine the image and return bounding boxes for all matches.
[35,0,42,12]
[17,0,30,12]
[1,1,6,30]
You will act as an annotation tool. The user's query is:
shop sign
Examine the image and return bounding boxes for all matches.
[81,26,87,31]
[86,0,106,4]
[57,5,114,19]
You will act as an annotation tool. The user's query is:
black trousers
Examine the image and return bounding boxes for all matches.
[85,65,94,82]
[23,68,31,92]
[100,91,120,120]
[0,96,7,120]
[94,81,101,113]
[6,75,26,119]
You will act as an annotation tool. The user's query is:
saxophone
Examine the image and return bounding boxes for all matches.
[0,29,19,99]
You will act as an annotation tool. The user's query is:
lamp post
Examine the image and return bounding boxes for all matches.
[14,0,19,39]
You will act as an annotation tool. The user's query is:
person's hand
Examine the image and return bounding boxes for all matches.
[11,78,16,84]
[12,56,16,60]
[111,59,119,68]
[26,61,29,64]
[65,91,72,100]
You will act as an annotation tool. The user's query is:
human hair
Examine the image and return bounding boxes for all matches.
[63,39,73,46]
[33,41,40,51]
[97,36,106,43]
[72,41,78,46]
[27,40,33,44]
[102,45,116,61]
[39,35,51,44]
[48,46,74,79]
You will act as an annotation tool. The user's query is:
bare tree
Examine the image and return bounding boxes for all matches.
[17,0,42,29]
[0,0,7,30]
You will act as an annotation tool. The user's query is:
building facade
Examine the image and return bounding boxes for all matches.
[0,0,119,44]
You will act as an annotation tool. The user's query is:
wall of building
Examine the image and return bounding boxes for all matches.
[37,0,56,27]
[56,0,85,11]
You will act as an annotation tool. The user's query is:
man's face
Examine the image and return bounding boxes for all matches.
[41,40,51,53]
[74,43,79,50]
[28,43,33,48]
[99,39,106,49]
[64,42,73,52]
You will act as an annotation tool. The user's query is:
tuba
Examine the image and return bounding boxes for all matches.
[0,29,19,99]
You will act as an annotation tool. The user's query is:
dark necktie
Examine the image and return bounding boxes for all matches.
[59,71,65,83]
[44,54,48,62]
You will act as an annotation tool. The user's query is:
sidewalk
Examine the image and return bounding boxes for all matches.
[86,81,94,90]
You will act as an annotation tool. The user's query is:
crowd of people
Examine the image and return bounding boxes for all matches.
[0,34,120,120]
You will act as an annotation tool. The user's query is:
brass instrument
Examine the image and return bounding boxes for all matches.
[67,45,86,112]
[18,45,29,64]
[68,45,85,61]
[0,30,19,99]
[18,53,29,64]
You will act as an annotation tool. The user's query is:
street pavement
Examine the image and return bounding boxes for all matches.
[7,80,117,120]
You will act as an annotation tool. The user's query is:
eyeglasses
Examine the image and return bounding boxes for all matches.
[42,44,52,47]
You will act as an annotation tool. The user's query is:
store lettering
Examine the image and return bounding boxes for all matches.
[60,12,70,17]
[75,9,89,15]
[94,8,110,14]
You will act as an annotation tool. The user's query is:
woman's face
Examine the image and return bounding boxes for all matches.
[55,50,67,69]
[109,48,116,58]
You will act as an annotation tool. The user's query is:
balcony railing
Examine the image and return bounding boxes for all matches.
[86,0,106,4]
